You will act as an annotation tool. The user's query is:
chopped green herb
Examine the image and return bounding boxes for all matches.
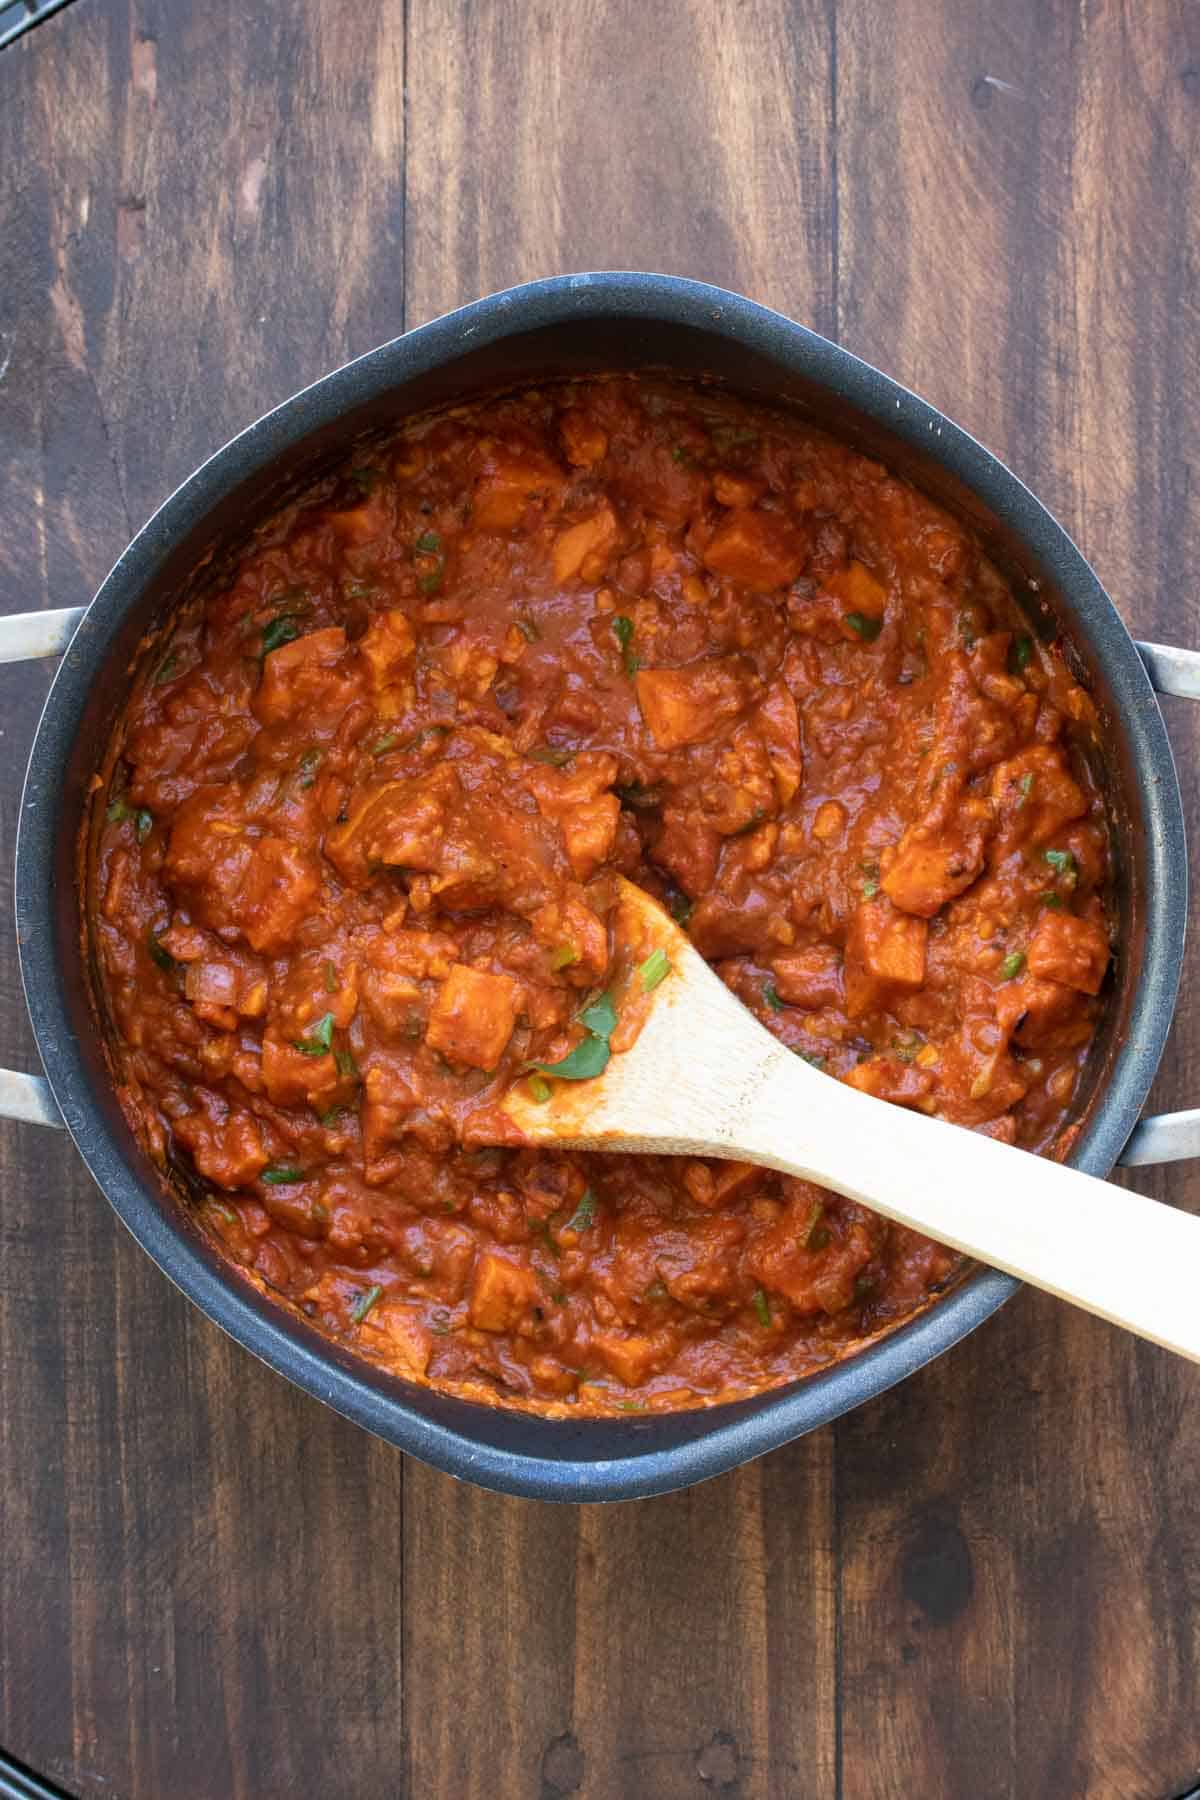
[612,614,639,676]
[527,746,574,766]
[958,611,978,651]
[1043,848,1077,880]
[294,1012,335,1056]
[670,443,694,466]
[415,529,442,554]
[147,928,176,972]
[892,1033,922,1063]
[1000,951,1026,982]
[794,1048,827,1069]
[668,892,693,927]
[134,809,152,842]
[373,732,399,755]
[731,808,767,837]
[334,1047,361,1080]
[808,1224,832,1251]
[1040,890,1065,909]
[323,960,338,994]
[262,1165,305,1185]
[763,980,784,1012]
[106,800,132,823]
[350,1284,383,1324]
[1018,771,1035,803]
[563,1189,597,1233]
[803,1200,826,1247]
[350,466,381,495]
[514,615,541,642]
[299,748,323,788]
[579,992,618,1039]
[550,944,579,972]
[845,612,883,643]
[404,723,451,752]
[752,1288,771,1328]
[315,1105,346,1128]
[418,569,443,595]
[535,1035,611,1081]
[1008,633,1034,674]
[644,1279,669,1301]
[154,651,179,684]
[640,949,671,993]
[261,615,300,656]
[527,1073,552,1104]
[615,781,664,812]
[210,1201,238,1225]
[615,1399,646,1413]
[862,876,881,900]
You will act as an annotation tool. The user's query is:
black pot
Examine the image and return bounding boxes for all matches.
[3,274,1198,1501]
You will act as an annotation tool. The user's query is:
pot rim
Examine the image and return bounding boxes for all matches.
[14,272,1186,1500]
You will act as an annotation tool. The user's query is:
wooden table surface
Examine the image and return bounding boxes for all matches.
[1,2,1199,1795]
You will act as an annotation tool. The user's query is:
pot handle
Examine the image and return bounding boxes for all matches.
[0,613,1198,1160]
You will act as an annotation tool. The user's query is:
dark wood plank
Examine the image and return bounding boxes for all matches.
[834,4,1200,1796]
[401,6,839,1796]
[2,0,1200,1795]
[0,3,415,1795]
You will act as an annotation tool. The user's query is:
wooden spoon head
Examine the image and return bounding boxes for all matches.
[501,878,791,1153]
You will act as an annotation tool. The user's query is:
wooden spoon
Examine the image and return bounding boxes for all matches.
[503,878,1200,1362]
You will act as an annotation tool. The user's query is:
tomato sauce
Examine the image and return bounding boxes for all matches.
[90,375,1112,1413]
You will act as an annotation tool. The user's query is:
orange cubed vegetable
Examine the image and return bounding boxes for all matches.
[882,830,984,918]
[845,898,927,1016]
[426,964,520,1069]
[468,1249,541,1332]
[635,657,758,750]
[824,559,887,618]
[591,1330,668,1386]
[702,508,808,592]
[755,678,802,803]
[358,609,416,689]
[254,627,349,725]
[472,450,563,530]
[770,945,844,1009]
[260,1031,339,1108]
[551,504,620,582]
[1027,910,1110,995]
[525,750,621,882]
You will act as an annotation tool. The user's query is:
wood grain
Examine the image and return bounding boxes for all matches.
[834,4,1200,1797]
[0,0,1199,1796]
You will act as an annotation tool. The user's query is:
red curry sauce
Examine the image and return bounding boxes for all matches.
[91,376,1113,1413]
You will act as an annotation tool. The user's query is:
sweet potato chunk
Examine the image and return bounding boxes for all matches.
[254,627,350,726]
[770,945,844,1009]
[845,899,927,1016]
[823,559,887,620]
[468,1249,540,1332]
[755,678,802,803]
[703,508,808,592]
[525,750,620,881]
[426,964,520,1069]
[260,1031,339,1108]
[166,798,322,956]
[882,829,984,918]
[472,448,563,530]
[357,608,416,690]
[325,764,459,887]
[551,504,619,582]
[1027,910,1110,995]
[636,656,759,750]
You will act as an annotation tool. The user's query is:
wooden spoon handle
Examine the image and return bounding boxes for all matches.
[740,1055,1200,1361]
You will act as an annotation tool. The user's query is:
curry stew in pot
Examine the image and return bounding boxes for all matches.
[90,376,1112,1414]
